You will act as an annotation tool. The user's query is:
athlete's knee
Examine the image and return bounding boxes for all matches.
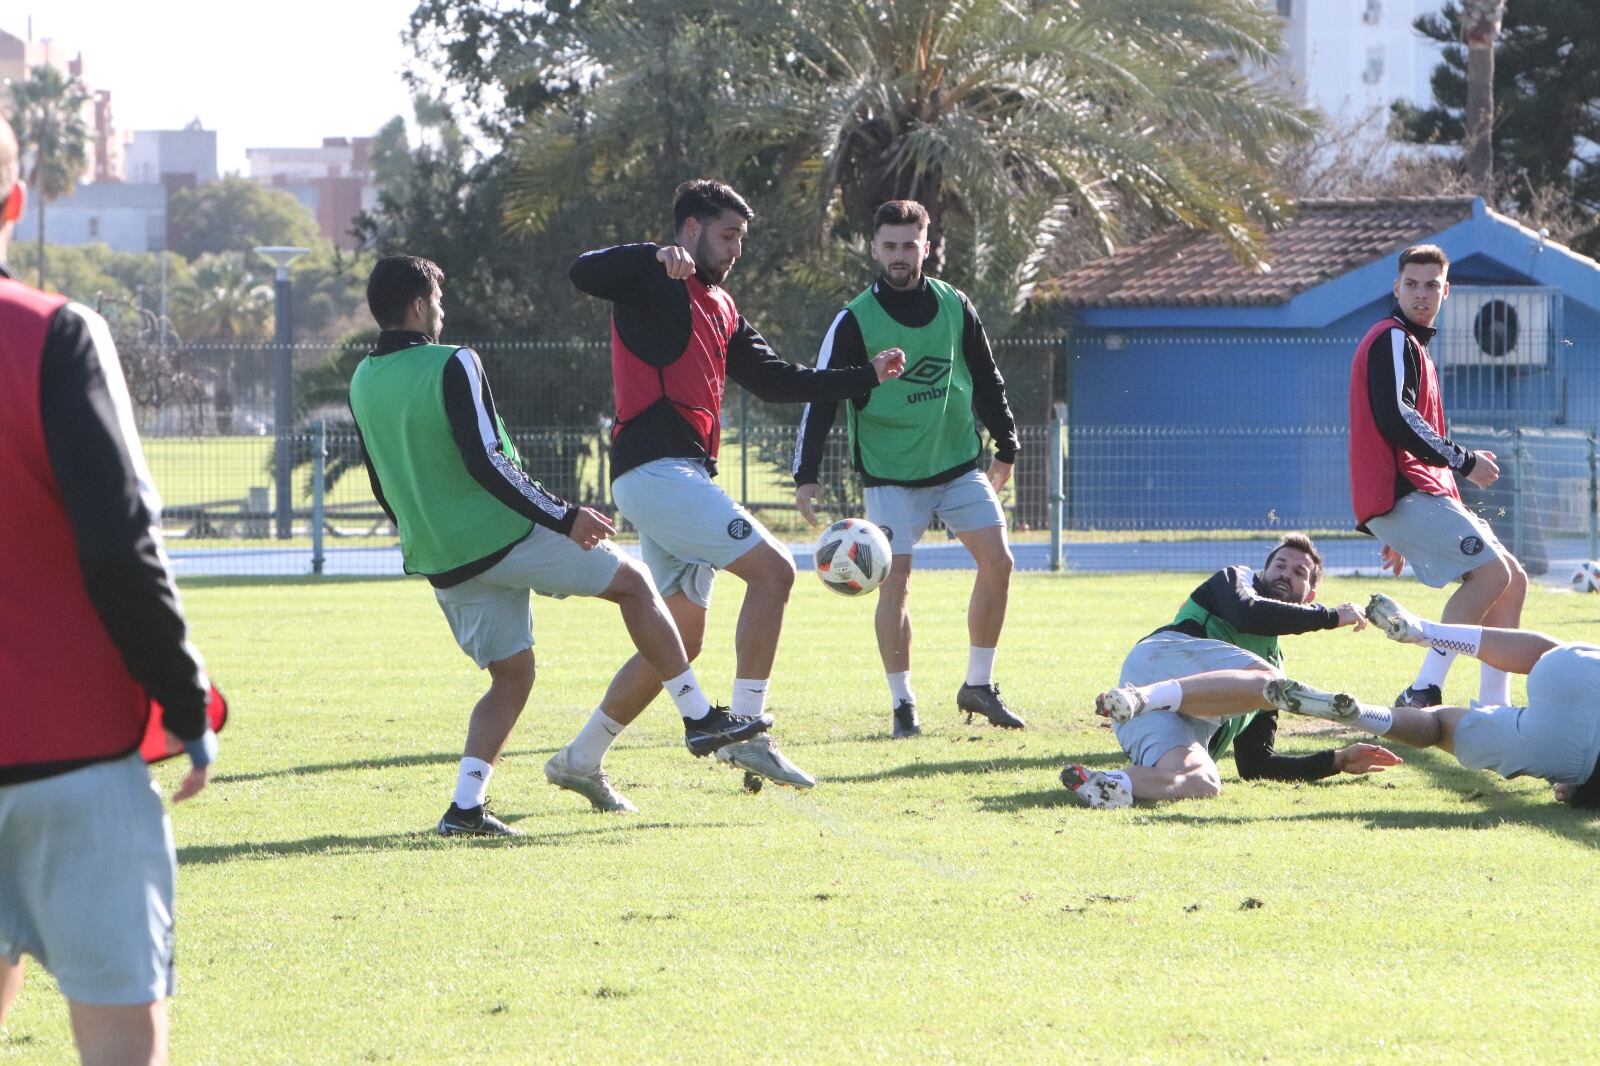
[1466,554,1513,593]
[748,545,796,595]
[980,546,1015,580]
[1180,770,1223,800]
[488,650,535,693]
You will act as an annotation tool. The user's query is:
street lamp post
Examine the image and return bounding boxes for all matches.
[254,245,309,540]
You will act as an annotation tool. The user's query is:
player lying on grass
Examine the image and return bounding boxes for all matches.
[1252,593,1600,809]
[1061,534,1398,809]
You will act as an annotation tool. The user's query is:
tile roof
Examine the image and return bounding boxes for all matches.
[1040,197,1479,308]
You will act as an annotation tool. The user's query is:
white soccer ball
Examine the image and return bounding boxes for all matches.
[1572,561,1600,593]
[813,518,892,597]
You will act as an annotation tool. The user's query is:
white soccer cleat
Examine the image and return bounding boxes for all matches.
[1263,678,1361,723]
[1366,593,1429,646]
[544,748,638,813]
[1094,684,1148,724]
[1060,764,1133,809]
[716,734,816,791]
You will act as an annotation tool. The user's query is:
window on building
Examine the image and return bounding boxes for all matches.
[1363,0,1382,25]
[1276,0,1292,15]
[88,217,99,239]
[1363,47,1385,85]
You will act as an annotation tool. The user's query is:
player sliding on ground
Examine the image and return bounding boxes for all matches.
[1256,593,1600,808]
[793,199,1025,738]
[350,256,762,832]
[569,180,905,797]
[1061,534,1399,808]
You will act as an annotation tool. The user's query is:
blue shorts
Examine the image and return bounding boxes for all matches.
[0,754,177,1005]
[1365,491,1509,589]
[1452,643,1600,785]
[1111,633,1278,767]
[864,470,1005,555]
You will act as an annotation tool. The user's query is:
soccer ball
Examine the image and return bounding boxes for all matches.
[813,518,892,596]
[1572,561,1600,593]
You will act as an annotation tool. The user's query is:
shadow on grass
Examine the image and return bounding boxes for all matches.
[824,753,1079,784]
[214,749,556,784]
[178,819,735,866]
[1393,745,1600,851]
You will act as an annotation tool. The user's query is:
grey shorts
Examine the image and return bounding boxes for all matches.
[434,526,624,668]
[1452,643,1600,785]
[1111,633,1279,767]
[1365,491,1509,589]
[0,753,177,1006]
[864,470,1005,555]
[612,458,781,609]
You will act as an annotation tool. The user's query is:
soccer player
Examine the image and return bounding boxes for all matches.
[0,115,219,1065]
[350,256,764,826]
[569,180,905,791]
[1350,244,1525,709]
[1061,534,1397,808]
[1272,593,1600,806]
[793,200,1024,738]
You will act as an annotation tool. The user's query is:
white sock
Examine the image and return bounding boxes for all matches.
[453,757,492,809]
[663,667,711,720]
[1356,705,1394,735]
[1414,646,1457,690]
[731,678,769,718]
[1144,679,1183,712]
[887,670,915,707]
[1102,769,1133,795]
[1479,663,1512,706]
[567,709,625,773]
[1419,620,1484,659]
[966,646,997,687]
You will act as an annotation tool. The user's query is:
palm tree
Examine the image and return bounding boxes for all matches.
[1458,0,1506,194]
[172,252,273,432]
[7,65,91,288]
[502,0,1313,317]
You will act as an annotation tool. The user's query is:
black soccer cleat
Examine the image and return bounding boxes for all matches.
[1395,683,1443,709]
[891,699,921,738]
[684,705,774,757]
[957,683,1026,729]
[436,801,521,837]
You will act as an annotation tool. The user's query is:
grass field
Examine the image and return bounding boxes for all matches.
[4,572,1599,1063]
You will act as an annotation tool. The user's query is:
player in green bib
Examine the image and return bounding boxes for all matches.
[1060,534,1397,808]
[795,200,1024,738]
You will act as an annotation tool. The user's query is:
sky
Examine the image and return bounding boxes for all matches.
[7,0,421,175]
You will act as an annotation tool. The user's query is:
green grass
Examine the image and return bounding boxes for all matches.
[5,573,1600,1063]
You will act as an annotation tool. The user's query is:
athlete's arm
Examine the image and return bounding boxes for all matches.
[792,310,868,487]
[349,410,400,528]
[727,316,880,404]
[1365,329,1477,475]
[1197,567,1340,636]
[960,294,1019,464]
[441,348,579,536]
[1232,712,1341,781]
[569,243,662,301]
[39,304,212,750]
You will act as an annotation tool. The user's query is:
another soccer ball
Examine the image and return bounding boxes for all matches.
[1572,561,1600,593]
[813,518,892,597]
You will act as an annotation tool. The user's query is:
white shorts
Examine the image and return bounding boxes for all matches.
[1111,633,1278,767]
[612,458,782,609]
[0,754,177,1005]
[434,526,624,668]
[1452,643,1600,785]
[864,469,1005,555]
[1365,491,1509,589]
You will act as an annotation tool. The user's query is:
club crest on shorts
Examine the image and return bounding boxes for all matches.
[879,525,894,544]
[1461,535,1484,556]
[727,517,753,540]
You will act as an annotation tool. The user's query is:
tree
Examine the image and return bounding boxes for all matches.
[8,64,91,288]
[167,177,324,260]
[1459,0,1506,192]
[1397,1,1599,253]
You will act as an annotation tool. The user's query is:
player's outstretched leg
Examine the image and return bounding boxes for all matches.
[1367,593,1431,645]
[1262,678,1362,723]
[1060,764,1134,809]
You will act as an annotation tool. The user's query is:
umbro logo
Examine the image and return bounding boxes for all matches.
[899,357,951,387]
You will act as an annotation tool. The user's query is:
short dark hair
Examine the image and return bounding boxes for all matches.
[672,179,753,233]
[1398,244,1449,274]
[1265,533,1323,588]
[367,255,444,329]
[873,200,929,232]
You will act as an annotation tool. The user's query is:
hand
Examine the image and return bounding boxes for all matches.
[986,459,1012,494]
[568,506,616,550]
[871,347,906,382]
[1381,544,1405,577]
[171,765,210,803]
[1466,449,1500,488]
[656,245,696,280]
[795,483,822,528]
[1334,602,1368,631]
[1334,743,1403,774]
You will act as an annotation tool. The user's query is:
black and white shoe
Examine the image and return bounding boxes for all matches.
[437,801,520,837]
[1395,683,1443,709]
[891,700,921,738]
[957,683,1026,729]
[684,705,773,757]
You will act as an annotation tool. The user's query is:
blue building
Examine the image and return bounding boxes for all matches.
[1045,196,1600,549]
[15,181,167,254]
